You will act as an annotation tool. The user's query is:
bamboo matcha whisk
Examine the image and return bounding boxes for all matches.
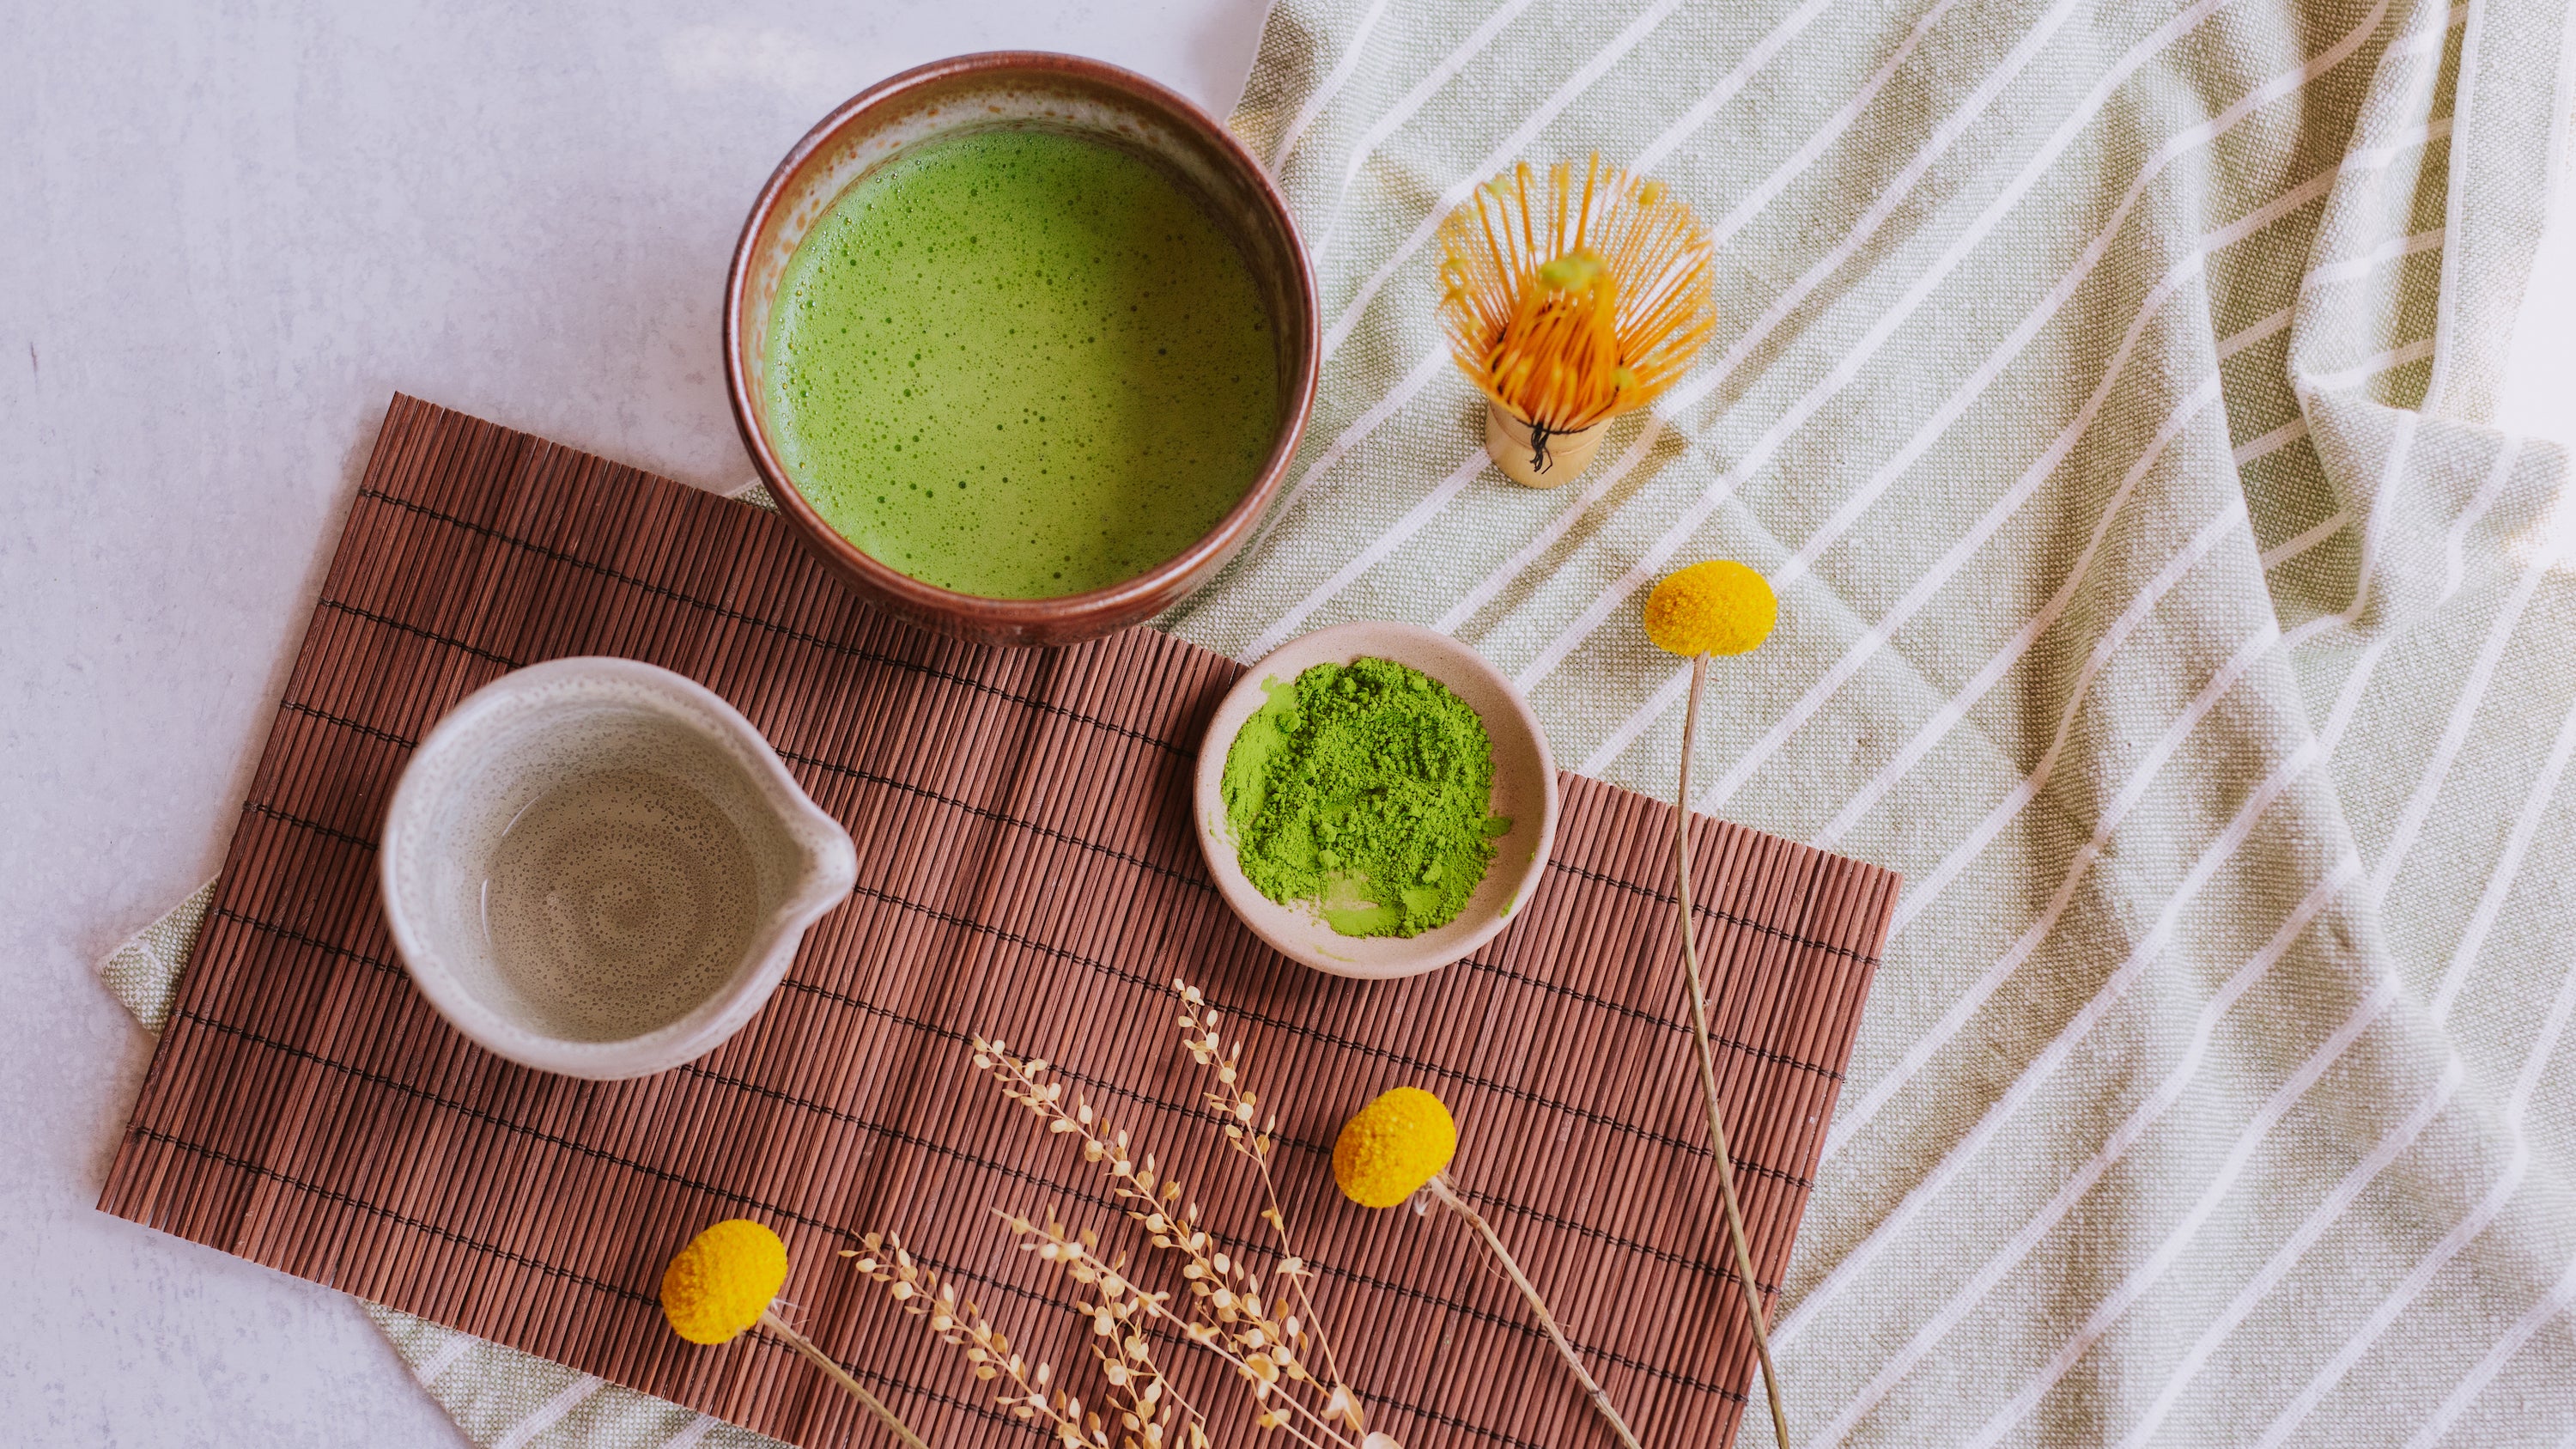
[1437,155,1717,487]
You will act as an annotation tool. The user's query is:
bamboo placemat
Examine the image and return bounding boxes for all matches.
[100,395,1895,1449]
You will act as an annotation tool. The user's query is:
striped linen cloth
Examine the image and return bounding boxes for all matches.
[100,0,2576,1441]
[1206,0,2576,1444]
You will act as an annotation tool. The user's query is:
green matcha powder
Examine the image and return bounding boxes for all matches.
[1221,658,1512,938]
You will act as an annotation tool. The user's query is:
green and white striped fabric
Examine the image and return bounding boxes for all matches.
[102,0,2576,1441]
[1204,0,2576,1443]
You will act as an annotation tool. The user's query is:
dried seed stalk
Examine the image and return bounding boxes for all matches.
[1007,1213,1376,1449]
[1008,1212,1219,1449]
[972,1036,1368,1443]
[1170,980,1356,1418]
[846,1232,1111,1448]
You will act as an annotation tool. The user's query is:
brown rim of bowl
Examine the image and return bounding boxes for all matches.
[723,52,1321,648]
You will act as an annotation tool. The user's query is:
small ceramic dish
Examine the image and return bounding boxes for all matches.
[1194,622,1558,979]
[380,657,858,1079]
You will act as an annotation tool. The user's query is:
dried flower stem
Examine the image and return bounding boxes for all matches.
[1676,652,1791,1449]
[1010,1213,1359,1449]
[1171,981,1355,1406]
[972,1037,1364,1442]
[1013,1214,1217,1449]
[1079,1263,1215,1449]
[756,1308,933,1449]
[1423,1175,1643,1449]
[848,1232,1113,1448]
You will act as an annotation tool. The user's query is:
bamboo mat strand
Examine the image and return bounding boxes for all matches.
[101,396,1893,1449]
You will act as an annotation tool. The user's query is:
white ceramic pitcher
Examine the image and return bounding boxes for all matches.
[380,657,857,1079]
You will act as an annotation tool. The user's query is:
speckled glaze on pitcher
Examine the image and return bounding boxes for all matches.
[379,657,856,1079]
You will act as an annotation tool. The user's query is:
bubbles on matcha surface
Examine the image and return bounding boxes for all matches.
[763,128,1279,599]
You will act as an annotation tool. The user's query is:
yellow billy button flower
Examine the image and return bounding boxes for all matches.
[660,1221,929,1447]
[1331,1086,1644,1449]
[661,1219,790,1345]
[1643,559,1777,658]
[1639,553,1797,1449]
[1332,1087,1458,1208]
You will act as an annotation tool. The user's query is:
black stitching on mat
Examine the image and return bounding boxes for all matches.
[155,1007,1583,1444]
[762,969,1812,1254]
[198,903,1809,1260]
[118,1123,1011,1428]
[212,786,1837,1186]
[770,742,1204,893]
[263,698,1206,898]
[153,992,1748,1406]
[246,709,1850,1087]
[1547,857,1880,967]
[298,591,1863,1065]
[317,597,517,669]
[828,884,1817,1194]
[277,695,417,751]
[1458,951,1843,1085]
[354,487,1191,758]
[660,1062,1758,1397]
[244,800,375,854]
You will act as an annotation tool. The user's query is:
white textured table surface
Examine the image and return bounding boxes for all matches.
[3,4,2567,1446]
[0,5,1264,1445]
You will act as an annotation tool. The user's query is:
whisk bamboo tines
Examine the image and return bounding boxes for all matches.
[1437,155,1716,488]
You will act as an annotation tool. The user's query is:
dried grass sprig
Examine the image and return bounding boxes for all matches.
[1007,1213,1371,1449]
[855,990,1396,1449]
[1171,981,1352,1402]
[1070,1239,1215,1449]
[847,1231,1109,1447]
[1437,155,1716,441]
[971,1036,1369,1442]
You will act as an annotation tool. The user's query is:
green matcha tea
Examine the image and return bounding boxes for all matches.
[1221,658,1512,938]
[762,128,1280,598]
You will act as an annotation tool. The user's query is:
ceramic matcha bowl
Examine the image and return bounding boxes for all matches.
[1194,622,1559,979]
[726,52,1320,648]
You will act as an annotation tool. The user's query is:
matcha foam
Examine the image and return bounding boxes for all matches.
[762,127,1279,599]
